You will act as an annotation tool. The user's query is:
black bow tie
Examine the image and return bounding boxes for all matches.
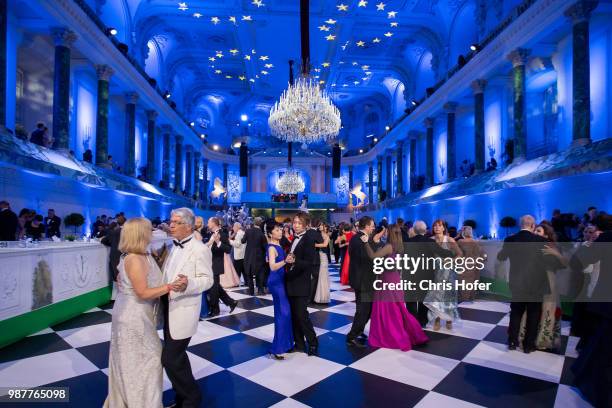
[173,237,192,248]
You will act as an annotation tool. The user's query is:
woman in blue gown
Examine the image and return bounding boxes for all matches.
[265,220,294,360]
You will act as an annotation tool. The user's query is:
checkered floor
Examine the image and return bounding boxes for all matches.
[0,263,595,407]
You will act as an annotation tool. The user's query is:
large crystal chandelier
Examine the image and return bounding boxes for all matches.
[268,0,341,144]
[276,168,305,194]
[268,77,341,144]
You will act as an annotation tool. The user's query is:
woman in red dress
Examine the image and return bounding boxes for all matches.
[339,224,355,285]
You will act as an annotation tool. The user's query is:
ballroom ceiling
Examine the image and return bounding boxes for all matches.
[56,0,519,150]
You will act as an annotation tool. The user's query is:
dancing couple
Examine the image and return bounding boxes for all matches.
[266,212,322,359]
[346,216,428,352]
[105,208,214,408]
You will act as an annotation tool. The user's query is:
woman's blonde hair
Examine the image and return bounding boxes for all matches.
[119,217,152,254]
[194,216,204,230]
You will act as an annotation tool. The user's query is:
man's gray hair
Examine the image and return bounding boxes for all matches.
[413,220,427,235]
[171,207,195,227]
[520,214,536,229]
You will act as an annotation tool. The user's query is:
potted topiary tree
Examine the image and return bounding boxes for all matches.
[64,213,85,235]
[499,216,517,237]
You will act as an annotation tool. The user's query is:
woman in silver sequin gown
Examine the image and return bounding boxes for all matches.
[104,218,176,408]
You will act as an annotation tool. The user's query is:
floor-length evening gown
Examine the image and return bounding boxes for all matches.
[369,255,429,351]
[424,236,460,323]
[220,253,240,288]
[314,250,330,304]
[340,232,354,285]
[105,255,163,408]
[267,243,294,354]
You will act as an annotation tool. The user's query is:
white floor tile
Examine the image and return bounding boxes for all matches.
[243,323,327,344]
[228,352,344,396]
[0,349,99,389]
[323,302,356,316]
[329,291,355,302]
[189,321,241,346]
[424,319,495,340]
[83,307,103,313]
[228,291,256,301]
[27,327,55,336]
[350,348,460,391]
[415,391,485,408]
[554,384,594,408]
[251,305,318,318]
[162,352,224,390]
[458,301,510,314]
[463,341,565,383]
[269,398,312,408]
[201,307,248,321]
[497,314,510,327]
[56,323,112,348]
[329,282,351,291]
[332,321,370,336]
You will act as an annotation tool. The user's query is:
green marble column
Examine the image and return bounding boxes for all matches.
[471,79,487,172]
[507,48,530,161]
[425,118,434,185]
[222,163,228,204]
[396,141,404,195]
[348,165,354,189]
[185,146,193,196]
[376,155,383,201]
[51,28,77,150]
[0,0,7,129]
[124,92,138,176]
[565,1,598,146]
[368,164,374,202]
[444,102,458,180]
[174,135,183,193]
[409,137,417,192]
[385,150,392,198]
[193,151,201,200]
[145,110,157,182]
[94,65,113,165]
[161,125,171,186]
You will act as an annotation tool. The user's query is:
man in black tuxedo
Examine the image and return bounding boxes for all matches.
[346,216,376,347]
[242,217,268,295]
[285,212,321,356]
[404,220,454,327]
[497,214,549,353]
[44,209,62,238]
[206,217,237,317]
[0,201,18,241]
[101,214,126,282]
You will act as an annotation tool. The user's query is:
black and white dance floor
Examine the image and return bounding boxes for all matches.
[0,264,593,407]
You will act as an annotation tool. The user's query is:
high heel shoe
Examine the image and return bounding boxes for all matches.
[433,318,441,331]
[269,353,285,360]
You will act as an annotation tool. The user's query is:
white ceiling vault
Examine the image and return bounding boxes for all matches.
[89,0,519,151]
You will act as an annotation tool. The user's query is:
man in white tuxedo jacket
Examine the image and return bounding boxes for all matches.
[161,207,213,408]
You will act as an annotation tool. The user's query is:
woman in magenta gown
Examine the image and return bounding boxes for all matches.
[364,224,428,351]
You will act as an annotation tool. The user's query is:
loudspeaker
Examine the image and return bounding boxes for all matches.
[239,143,248,177]
[332,144,341,178]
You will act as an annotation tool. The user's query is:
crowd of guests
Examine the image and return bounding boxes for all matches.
[0,201,62,241]
[69,202,610,407]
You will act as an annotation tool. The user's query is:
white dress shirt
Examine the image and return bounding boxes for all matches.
[291,232,305,253]
[164,234,193,283]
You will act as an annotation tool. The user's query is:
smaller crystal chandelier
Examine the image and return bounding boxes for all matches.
[276,168,305,194]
